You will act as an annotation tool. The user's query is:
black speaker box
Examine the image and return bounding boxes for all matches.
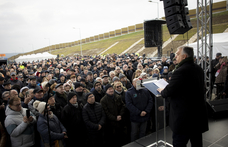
[165,5,189,17]
[164,0,188,8]
[167,15,192,34]
[144,20,166,47]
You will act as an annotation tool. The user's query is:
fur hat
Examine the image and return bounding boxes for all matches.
[33,101,46,114]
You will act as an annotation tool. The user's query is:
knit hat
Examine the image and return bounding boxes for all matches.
[20,86,29,94]
[113,76,120,82]
[119,73,125,79]
[74,82,84,89]
[105,84,113,92]
[33,101,46,114]
[85,92,93,101]
[68,92,78,102]
[93,80,101,88]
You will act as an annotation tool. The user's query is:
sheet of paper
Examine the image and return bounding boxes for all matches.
[153,79,169,89]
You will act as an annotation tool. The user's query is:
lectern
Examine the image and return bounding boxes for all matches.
[142,79,173,147]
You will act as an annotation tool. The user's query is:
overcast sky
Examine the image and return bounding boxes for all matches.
[0,0,224,53]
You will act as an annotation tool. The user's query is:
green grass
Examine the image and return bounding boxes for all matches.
[9,10,228,60]
[51,31,144,56]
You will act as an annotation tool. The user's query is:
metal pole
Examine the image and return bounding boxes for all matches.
[148,0,159,19]
[157,2,159,19]
[155,96,158,146]
[79,28,82,56]
[163,98,166,146]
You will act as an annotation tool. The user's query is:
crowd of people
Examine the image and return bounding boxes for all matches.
[0,51,226,147]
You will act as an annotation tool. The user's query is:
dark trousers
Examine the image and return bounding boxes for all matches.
[131,121,147,142]
[172,132,203,147]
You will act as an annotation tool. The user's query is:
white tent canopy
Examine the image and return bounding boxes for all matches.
[187,32,228,58]
[15,52,57,63]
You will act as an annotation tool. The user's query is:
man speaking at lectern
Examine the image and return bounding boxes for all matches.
[157,46,208,147]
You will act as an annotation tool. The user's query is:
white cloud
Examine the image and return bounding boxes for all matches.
[0,0,224,53]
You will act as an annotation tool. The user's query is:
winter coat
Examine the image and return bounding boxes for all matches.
[100,94,125,128]
[82,102,105,131]
[161,60,209,134]
[37,113,66,144]
[4,106,36,147]
[10,78,23,88]
[54,92,67,109]
[61,103,86,145]
[125,86,153,123]
[215,64,227,84]
[92,89,105,102]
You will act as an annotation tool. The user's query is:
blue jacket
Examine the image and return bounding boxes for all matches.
[125,86,153,123]
[37,113,66,144]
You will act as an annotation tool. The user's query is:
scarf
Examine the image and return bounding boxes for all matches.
[172,57,194,73]
[115,89,123,94]
[217,62,226,74]
[72,103,78,108]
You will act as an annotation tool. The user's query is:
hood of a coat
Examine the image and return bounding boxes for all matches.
[5,105,23,116]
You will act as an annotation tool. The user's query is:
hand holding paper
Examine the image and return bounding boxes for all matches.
[157,88,164,93]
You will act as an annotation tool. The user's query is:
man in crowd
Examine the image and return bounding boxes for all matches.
[54,83,68,109]
[92,81,105,102]
[5,97,36,147]
[82,93,106,146]
[100,84,126,147]
[61,92,86,146]
[125,78,153,142]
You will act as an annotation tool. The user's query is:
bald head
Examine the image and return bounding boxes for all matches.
[9,89,18,99]
[132,78,139,88]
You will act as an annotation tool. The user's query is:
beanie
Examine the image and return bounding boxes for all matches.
[113,77,120,82]
[119,73,125,79]
[93,80,101,88]
[74,82,83,89]
[85,92,93,101]
[33,101,46,114]
[105,84,113,93]
[68,92,78,102]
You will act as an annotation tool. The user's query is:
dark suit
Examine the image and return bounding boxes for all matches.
[161,60,208,146]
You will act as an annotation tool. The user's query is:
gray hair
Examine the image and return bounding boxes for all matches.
[2,91,9,98]
[180,46,194,58]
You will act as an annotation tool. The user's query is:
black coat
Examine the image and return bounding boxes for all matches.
[61,103,86,145]
[82,102,105,131]
[54,92,67,109]
[92,89,105,102]
[100,94,125,128]
[161,60,209,134]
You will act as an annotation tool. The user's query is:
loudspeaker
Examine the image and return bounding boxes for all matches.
[144,20,166,47]
[207,99,228,113]
[163,0,192,34]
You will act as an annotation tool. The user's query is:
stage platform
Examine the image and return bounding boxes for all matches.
[123,113,228,147]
